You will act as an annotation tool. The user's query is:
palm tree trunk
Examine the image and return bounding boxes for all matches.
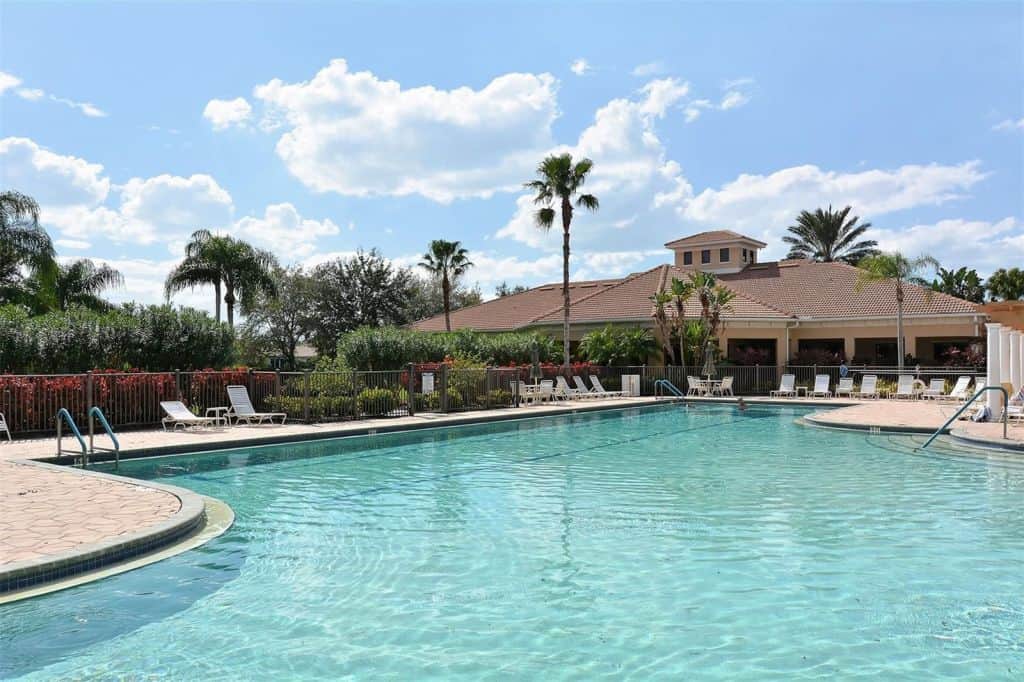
[896,282,904,373]
[214,280,222,324]
[225,286,235,330]
[443,273,451,332]
[561,199,572,368]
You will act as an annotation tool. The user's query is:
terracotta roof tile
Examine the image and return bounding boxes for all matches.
[664,230,767,248]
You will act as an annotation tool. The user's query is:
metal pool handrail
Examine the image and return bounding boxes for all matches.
[922,385,1008,449]
[88,406,120,469]
[654,379,685,398]
[55,408,87,464]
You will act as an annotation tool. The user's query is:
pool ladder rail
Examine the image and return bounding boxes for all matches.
[654,379,686,398]
[56,407,120,468]
[921,385,1008,449]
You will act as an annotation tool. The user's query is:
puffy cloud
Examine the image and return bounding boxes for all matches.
[232,202,339,258]
[251,59,559,202]
[203,97,253,129]
[873,217,1022,275]
[119,174,233,235]
[0,137,110,206]
[0,71,20,94]
[639,78,689,116]
[570,58,591,76]
[683,99,712,123]
[631,62,665,77]
[993,117,1024,132]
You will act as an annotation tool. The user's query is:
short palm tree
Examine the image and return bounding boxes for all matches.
[986,267,1024,302]
[783,205,879,264]
[525,153,599,366]
[856,252,939,372]
[931,266,985,303]
[418,240,473,331]
[51,259,124,311]
[165,230,277,328]
[0,190,57,307]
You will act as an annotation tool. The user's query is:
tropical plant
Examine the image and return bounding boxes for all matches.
[0,190,57,308]
[404,276,482,323]
[855,252,939,373]
[418,240,474,331]
[44,259,124,312]
[930,266,985,303]
[165,230,277,328]
[649,291,677,364]
[985,267,1024,301]
[524,152,599,366]
[577,326,657,365]
[239,266,316,370]
[494,281,530,297]
[783,205,879,264]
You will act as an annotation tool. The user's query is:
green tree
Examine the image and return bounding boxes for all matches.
[524,153,599,366]
[783,205,879,264]
[165,230,277,328]
[986,267,1024,301]
[856,252,939,372]
[418,240,474,331]
[0,190,57,308]
[405,276,482,323]
[47,259,124,312]
[931,266,985,303]
[495,281,530,297]
[309,249,417,354]
[239,266,316,369]
[578,325,657,365]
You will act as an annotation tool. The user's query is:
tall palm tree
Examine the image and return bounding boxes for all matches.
[418,239,473,331]
[931,266,985,303]
[783,205,879,264]
[856,252,939,372]
[524,153,599,366]
[50,259,125,311]
[165,230,277,328]
[0,190,57,307]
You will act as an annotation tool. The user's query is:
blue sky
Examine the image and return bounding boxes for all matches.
[1,1,1021,310]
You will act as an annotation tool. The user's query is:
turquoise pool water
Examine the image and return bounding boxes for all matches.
[2,404,1023,679]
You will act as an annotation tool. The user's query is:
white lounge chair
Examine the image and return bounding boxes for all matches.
[160,401,218,431]
[920,378,946,399]
[0,412,10,442]
[770,374,797,398]
[226,385,288,424]
[589,375,624,397]
[573,376,601,398]
[853,375,879,399]
[935,376,972,402]
[711,376,734,396]
[836,377,854,398]
[554,376,582,400]
[809,374,831,398]
[891,375,916,399]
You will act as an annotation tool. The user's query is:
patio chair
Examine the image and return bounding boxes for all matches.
[934,376,972,402]
[589,375,624,397]
[226,385,288,424]
[686,376,704,396]
[809,374,831,398]
[554,376,582,400]
[770,374,797,398]
[835,377,854,398]
[0,412,10,442]
[920,378,946,400]
[711,376,734,396]
[853,375,879,399]
[160,401,218,431]
[538,379,555,403]
[891,375,916,400]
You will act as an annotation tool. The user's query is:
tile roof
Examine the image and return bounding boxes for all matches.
[410,259,980,332]
[664,230,767,248]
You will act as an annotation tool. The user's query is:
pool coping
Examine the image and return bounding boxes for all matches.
[0,460,226,599]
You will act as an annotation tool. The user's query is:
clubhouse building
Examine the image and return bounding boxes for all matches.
[412,230,987,365]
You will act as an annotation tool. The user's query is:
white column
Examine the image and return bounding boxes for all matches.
[999,327,1012,384]
[986,323,1001,413]
[1010,331,1022,393]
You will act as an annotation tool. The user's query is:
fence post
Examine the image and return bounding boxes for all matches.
[406,363,416,417]
[247,368,255,400]
[303,371,311,423]
[86,370,94,443]
[274,370,281,401]
[440,364,449,414]
[485,367,492,410]
[755,364,760,395]
[174,369,182,401]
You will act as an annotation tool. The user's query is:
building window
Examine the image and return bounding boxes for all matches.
[742,248,748,262]
[719,247,730,262]
[701,249,711,264]
[683,251,692,266]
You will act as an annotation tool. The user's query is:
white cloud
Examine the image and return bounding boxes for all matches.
[250,58,559,202]
[54,238,91,250]
[16,87,44,101]
[203,97,253,130]
[639,78,689,116]
[720,91,750,110]
[684,99,712,123]
[873,217,1022,275]
[231,202,339,258]
[0,71,20,94]
[631,62,665,77]
[0,71,106,117]
[722,77,755,90]
[49,95,106,118]
[570,58,591,76]
[993,117,1024,132]
[0,137,110,206]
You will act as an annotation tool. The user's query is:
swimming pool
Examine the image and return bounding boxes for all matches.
[2,404,1023,679]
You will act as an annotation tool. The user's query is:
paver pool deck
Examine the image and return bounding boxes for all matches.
[2,395,1021,598]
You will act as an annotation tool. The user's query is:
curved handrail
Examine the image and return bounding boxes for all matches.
[88,406,120,468]
[654,379,685,398]
[55,408,87,459]
[922,385,1008,449]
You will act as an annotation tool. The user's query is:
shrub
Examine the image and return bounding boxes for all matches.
[357,387,400,416]
[578,326,656,365]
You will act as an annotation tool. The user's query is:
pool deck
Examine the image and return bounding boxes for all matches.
[3,395,1021,599]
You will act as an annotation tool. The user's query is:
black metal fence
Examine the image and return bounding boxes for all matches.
[0,364,985,436]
